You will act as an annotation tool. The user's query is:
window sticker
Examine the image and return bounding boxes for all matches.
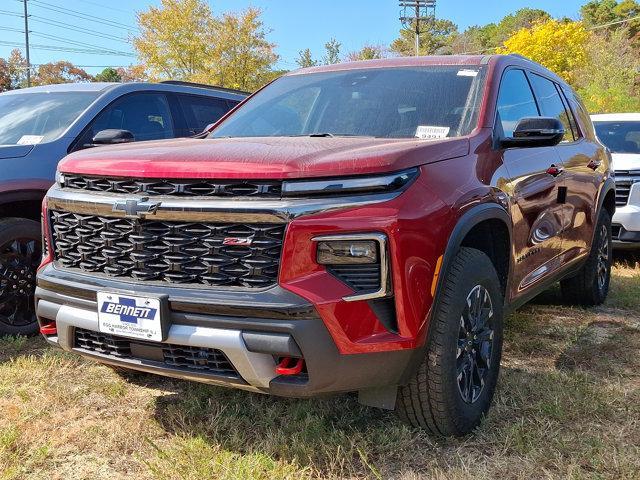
[415,125,450,140]
[457,69,479,77]
[17,135,44,145]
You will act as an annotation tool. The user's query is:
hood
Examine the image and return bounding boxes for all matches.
[0,144,34,160]
[59,136,470,179]
[610,153,640,172]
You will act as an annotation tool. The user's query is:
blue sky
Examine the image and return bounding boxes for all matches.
[0,0,587,75]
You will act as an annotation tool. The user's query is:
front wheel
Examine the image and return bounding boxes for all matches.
[560,209,612,307]
[0,218,42,336]
[396,247,504,436]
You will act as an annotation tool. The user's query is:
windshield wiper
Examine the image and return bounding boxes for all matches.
[307,133,334,137]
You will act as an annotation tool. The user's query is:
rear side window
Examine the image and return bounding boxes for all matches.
[177,94,231,135]
[528,74,574,142]
[495,69,539,137]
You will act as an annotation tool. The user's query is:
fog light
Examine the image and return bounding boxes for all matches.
[317,240,378,265]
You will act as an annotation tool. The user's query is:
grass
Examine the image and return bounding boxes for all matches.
[1,263,639,479]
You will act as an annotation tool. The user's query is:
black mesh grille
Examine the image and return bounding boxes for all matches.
[50,211,285,288]
[329,264,381,292]
[62,175,282,197]
[75,328,238,377]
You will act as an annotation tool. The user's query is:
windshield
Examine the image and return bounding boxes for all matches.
[211,66,487,139]
[0,92,99,146]
[593,121,640,154]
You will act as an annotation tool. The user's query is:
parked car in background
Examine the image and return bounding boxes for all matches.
[591,113,640,247]
[0,81,247,336]
[37,55,614,436]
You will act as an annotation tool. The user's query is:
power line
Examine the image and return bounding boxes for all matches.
[73,0,134,15]
[29,30,134,56]
[0,40,134,56]
[30,16,131,44]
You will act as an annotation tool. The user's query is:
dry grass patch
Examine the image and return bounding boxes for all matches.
[1,264,639,479]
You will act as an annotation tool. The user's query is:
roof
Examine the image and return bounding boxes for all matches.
[288,55,489,76]
[0,82,117,95]
[591,113,640,121]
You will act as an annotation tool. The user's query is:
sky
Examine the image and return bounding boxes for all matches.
[0,0,588,75]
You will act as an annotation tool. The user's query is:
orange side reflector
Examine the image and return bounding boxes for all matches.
[430,255,444,297]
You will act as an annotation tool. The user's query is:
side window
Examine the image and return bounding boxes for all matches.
[528,74,574,142]
[496,69,539,138]
[177,94,231,135]
[557,87,581,139]
[78,92,174,147]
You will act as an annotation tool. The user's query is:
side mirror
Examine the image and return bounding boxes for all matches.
[500,117,565,148]
[92,129,135,145]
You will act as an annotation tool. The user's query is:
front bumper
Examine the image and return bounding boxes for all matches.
[35,265,416,397]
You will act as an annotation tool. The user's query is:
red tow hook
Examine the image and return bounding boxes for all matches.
[275,357,304,376]
[40,321,57,336]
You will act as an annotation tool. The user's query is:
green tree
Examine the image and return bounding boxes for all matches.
[296,48,318,68]
[581,0,640,46]
[94,67,122,82]
[346,44,386,61]
[322,38,341,64]
[7,49,28,89]
[391,18,458,56]
[575,29,640,112]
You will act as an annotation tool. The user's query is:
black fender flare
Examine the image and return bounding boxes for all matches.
[596,176,616,219]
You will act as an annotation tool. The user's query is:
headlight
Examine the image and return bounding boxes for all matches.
[281,168,418,197]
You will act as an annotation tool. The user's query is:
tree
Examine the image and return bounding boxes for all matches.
[207,7,279,91]
[133,0,278,90]
[581,0,640,46]
[116,65,148,83]
[346,44,386,62]
[322,38,341,64]
[7,49,28,89]
[498,20,589,84]
[94,67,121,82]
[575,29,640,112]
[32,61,93,86]
[134,0,215,80]
[296,48,318,68]
[0,59,10,92]
[391,18,458,56]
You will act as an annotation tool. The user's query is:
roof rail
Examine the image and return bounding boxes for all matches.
[508,53,534,62]
[159,80,249,96]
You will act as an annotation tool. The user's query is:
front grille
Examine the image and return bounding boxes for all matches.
[75,328,239,377]
[50,211,285,288]
[614,171,640,207]
[329,264,381,292]
[62,174,282,198]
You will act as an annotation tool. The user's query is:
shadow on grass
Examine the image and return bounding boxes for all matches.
[0,335,48,364]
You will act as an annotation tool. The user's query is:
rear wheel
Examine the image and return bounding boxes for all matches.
[0,218,41,336]
[560,209,612,307]
[396,247,504,436]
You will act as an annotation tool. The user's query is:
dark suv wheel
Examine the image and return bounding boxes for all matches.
[396,247,504,436]
[560,209,612,307]
[0,218,41,336]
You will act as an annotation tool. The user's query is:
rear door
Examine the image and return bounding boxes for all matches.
[495,68,565,294]
[174,94,235,136]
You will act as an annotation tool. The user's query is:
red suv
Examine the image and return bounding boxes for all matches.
[36,55,614,436]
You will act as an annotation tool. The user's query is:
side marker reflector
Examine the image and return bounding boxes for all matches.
[431,255,444,297]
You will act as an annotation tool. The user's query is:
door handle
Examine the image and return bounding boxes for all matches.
[546,164,564,177]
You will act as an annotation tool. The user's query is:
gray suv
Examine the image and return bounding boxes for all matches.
[0,81,246,335]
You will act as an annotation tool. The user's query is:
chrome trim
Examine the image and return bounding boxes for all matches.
[312,233,391,302]
[46,184,402,223]
[36,298,277,390]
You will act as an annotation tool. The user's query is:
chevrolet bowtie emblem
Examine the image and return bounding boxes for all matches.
[113,198,161,218]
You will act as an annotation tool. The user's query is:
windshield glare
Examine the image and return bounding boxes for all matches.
[0,92,98,146]
[211,66,486,139]
[594,121,640,154]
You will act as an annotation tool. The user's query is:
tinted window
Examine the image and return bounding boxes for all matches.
[593,121,640,154]
[0,92,98,145]
[529,74,573,142]
[177,94,231,134]
[211,66,487,139]
[80,92,173,145]
[496,69,539,137]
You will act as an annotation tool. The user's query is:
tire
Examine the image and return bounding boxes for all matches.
[560,209,612,307]
[0,218,42,336]
[396,247,504,436]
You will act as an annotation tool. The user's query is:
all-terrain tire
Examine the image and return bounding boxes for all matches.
[0,218,42,336]
[396,247,504,436]
[560,209,612,307]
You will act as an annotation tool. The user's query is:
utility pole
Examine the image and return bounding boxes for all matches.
[23,0,31,87]
[399,1,437,57]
